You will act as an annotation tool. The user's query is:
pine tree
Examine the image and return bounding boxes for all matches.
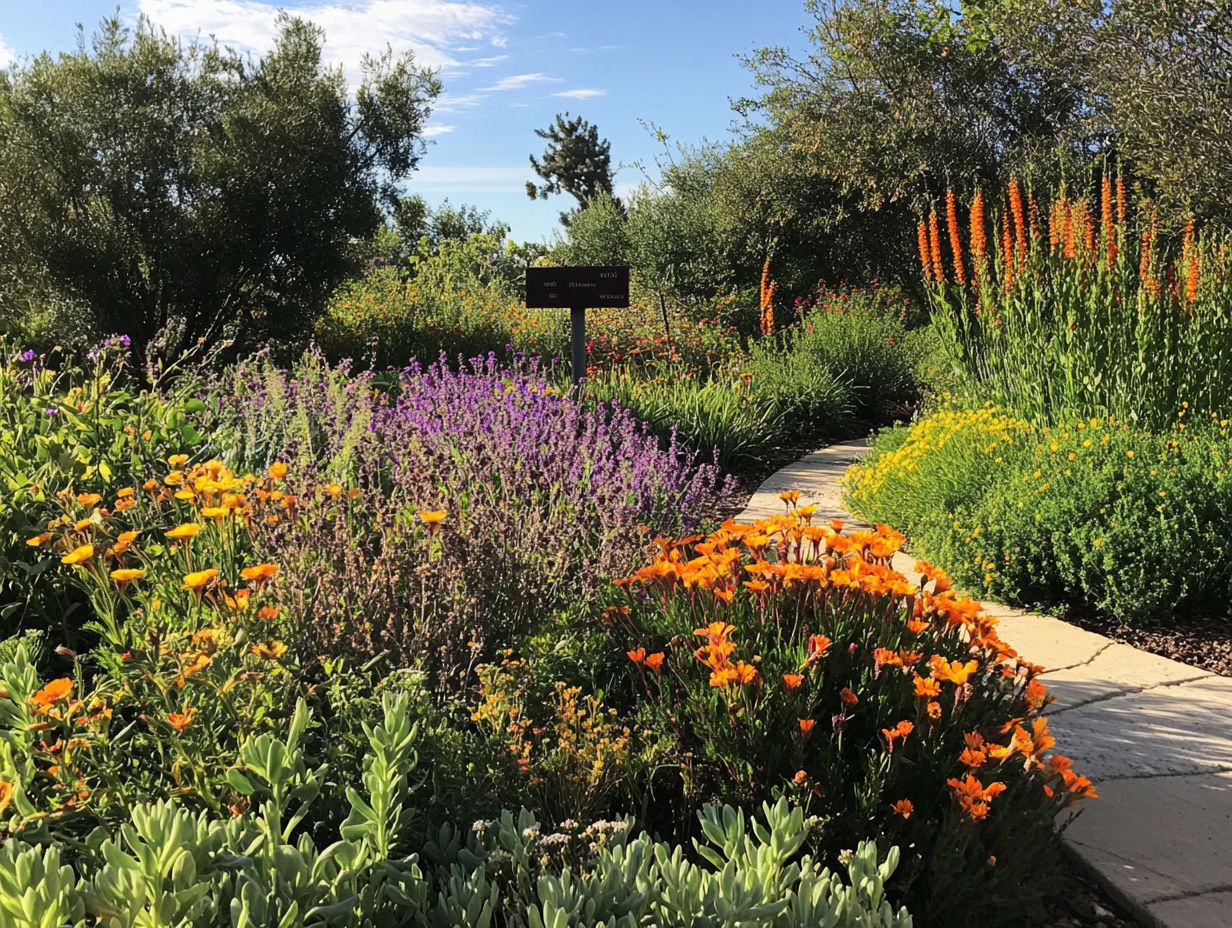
[527,113,616,224]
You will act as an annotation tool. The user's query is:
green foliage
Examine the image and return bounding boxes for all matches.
[527,113,617,224]
[0,691,911,927]
[928,184,1232,429]
[846,405,1232,624]
[586,367,784,471]
[0,339,206,639]
[0,15,441,357]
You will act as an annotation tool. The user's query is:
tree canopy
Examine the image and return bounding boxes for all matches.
[0,15,441,356]
[527,113,616,224]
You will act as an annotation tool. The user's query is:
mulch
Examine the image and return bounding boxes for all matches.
[1064,610,1232,678]
[1047,869,1143,928]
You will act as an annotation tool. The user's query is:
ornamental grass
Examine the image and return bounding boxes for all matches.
[923,175,1232,429]
[609,501,1094,926]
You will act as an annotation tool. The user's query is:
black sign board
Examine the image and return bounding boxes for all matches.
[525,266,629,309]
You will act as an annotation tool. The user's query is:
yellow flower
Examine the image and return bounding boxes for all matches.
[181,569,219,591]
[168,454,190,467]
[251,640,287,661]
[166,523,203,541]
[419,509,447,531]
[61,544,95,566]
[26,533,51,548]
[110,568,146,587]
[267,462,288,480]
[201,507,229,520]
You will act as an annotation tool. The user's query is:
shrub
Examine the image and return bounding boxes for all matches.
[846,406,1232,624]
[207,352,733,678]
[0,691,912,927]
[0,337,207,639]
[606,509,1095,926]
[923,178,1232,428]
[585,366,784,472]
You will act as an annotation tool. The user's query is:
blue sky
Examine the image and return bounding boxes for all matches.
[0,1,813,243]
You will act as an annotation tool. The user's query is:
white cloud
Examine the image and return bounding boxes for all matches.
[434,91,485,112]
[0,34,14,68]
[136,0,513,80]
[411,165,526,191]
[552,88,604,100]
[480,71,553,91]
[469,54,507,67]
[422,124,456,136]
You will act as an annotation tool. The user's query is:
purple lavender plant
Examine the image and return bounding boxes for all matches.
[212,351,733,680]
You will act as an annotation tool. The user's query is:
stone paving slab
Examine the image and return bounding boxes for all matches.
[736,439,1232,928]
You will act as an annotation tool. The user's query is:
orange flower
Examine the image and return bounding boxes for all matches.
[257,605,281,621]
[251,640,287,661]
[744,579,771,594]
[165,523,203,542]
[167,708,196,732]
[947,774,1008,821]
[906,619,929,635]
[694,621,735,642]
[168,454,190,468]
[644,652,666,674]
[931,657,979,686]
[882,720,914,750]
[26,533,51,548]
[1024,678,1050,710]
[240,563,279,585]
[61,544,94,566]
[29,678,73,711]
[806,635,831,661]
[969,189,987,281]
[181,569,219,592]
[179,653,211,681]
[960,747,987,769]
[917,220,933,282]
[267,462,288,480]
[892,799,913,820]
[627,648,646,664]
[0,780,12,814]
[75,492,103,508]
[929,209,943,283]
[927,700,942,720]
[798,718,816,734]
[913,674,941,698]
[419,509,447,531]
[839,687,858,707]
[1008,177,1027,261]
[782,673,804,691]
[947,189,966,285]
[110,568,146,587]
[731,661,759,685]
[778,490,800,506]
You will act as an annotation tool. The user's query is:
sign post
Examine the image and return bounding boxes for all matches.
[525,265,630,391]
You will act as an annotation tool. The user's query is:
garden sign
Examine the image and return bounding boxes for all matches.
[525,265,630,389]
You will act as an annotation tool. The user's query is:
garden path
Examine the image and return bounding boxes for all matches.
[739,439,1232,928]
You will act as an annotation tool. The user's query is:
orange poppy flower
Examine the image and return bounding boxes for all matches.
[240,563,279,585]
[782,673,804,691]
[61,544,94,566]
[906,619,929,635]
[29,678,73,710]
[627,648,646,664]
[644,652,666,674]
[26,533,51,548]
[181,569,219,592]
[257,605,281,621]
[419,509,447,532]
[180,653,212,680]
[913,674,941,698]
[110,568,146,587]
[167,708,196,732]
[166,523,203,542]
[267,462,288,480]
[0,780,12,814]
[927,700,942,720]
[75,493,103,508]
[931,657,980,686]
[798,718,816,734]
[892,799,913,819]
